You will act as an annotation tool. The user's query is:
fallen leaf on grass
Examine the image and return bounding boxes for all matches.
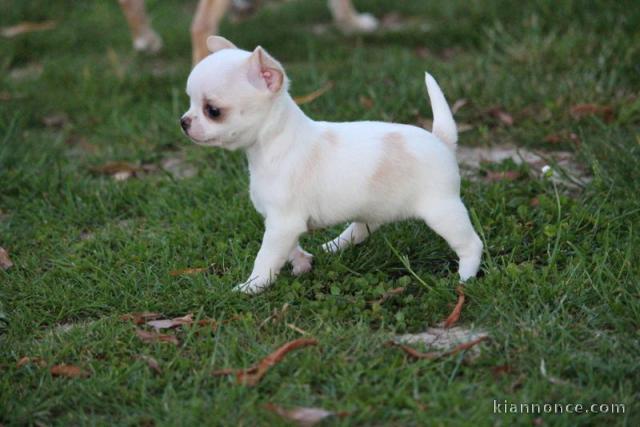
[443,286,465,328]
[491,364,514,378]
[50,364,89,378]
[0,247,13,270]
[16,356,46,368]
[388,336,488,360]
[451,98,468,114]
[90,161,140,181]
[169,267,209,276]
[135,329,179,345]
[9,63,43,81]
[359,95,375,110]
[213,338,318,386]
[120,312,162,325]
[456,144,590,188]
[294,81,334,105]
[146,313,193,330]
[136,355,161,374]
[485,170,521,182]
[369,287,405,305]
[570,103,614,122]
[486,107,514,126]
[42,112,70,129]
[265,403,346,427]
[395,326,489,361]
[1,21,57,37]
[544,131,580,145]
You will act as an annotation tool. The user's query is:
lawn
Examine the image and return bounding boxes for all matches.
[1,0,639,425]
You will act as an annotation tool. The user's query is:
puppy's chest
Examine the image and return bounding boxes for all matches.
[248,172,290,218]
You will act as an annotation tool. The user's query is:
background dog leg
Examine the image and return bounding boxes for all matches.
[235,220,306,294]
[118,0,163,53]
[327,0,378,34]
[322,222,379,253]
[191,0,232,65]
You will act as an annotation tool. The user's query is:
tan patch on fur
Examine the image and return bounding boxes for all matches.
[322,130,339,146]
[372,132,412,184]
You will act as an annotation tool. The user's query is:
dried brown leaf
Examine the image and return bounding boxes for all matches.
[389,336,488,360]
[491,364,514,378]
[485,170,521,182]
[146,313,194,330]
[42,112,69,129]
[136,355,161,374]
[1,21,57,37]
[90,161,140,176]
[50,364,89,378]
[443,286,465,328]
[570,103,614,122]
[120,312,162,325]
[237,338,318,386]
[265,403,344,427]
[0,247,13,270]
[544,132,580,145]
[486,107,514,126]
[16,356,46,368]
[294,81,334,105]
[169,267,209,276]
[451,99,468,114]
[213,338,318,386]
[9,63,43,81]
[359,96,374,110]
[135,329,179,345]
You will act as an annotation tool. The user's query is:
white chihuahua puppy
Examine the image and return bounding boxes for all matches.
[181,36,483,294]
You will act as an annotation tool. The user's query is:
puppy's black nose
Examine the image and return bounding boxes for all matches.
[180,117,191,132]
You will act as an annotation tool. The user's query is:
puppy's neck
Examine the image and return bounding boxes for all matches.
[246,93,313,168]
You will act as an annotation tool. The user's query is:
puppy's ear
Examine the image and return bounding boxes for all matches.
[246,46,285,93]
[206,36,237,53]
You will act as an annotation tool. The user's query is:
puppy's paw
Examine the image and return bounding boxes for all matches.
[232,278,269,295]
[291,250,313,276]
[133,29,163,54]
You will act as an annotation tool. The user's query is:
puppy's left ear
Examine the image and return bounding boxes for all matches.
[207,36,237,53]
[246,46,286,93]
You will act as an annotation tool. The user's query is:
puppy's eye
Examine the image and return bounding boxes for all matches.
[204,104,221,119]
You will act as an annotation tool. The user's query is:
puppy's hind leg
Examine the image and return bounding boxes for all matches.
[417,198,483,281]
[322,222,379,253]
[288,244,313,276]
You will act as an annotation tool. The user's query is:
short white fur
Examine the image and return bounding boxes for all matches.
[182,36,483,294]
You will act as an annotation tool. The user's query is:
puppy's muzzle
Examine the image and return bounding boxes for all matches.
[180,116,191,133]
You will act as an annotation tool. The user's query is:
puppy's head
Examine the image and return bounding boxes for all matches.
[181,36,288,150]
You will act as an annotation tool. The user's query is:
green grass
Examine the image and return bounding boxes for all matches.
[1,0,639,425]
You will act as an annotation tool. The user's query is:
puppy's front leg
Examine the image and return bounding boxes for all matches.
[234,218,306,294]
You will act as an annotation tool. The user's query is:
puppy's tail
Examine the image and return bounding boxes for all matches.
[425,72,457,150]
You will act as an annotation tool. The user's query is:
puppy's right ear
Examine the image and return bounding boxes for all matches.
[206,36,237,54]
